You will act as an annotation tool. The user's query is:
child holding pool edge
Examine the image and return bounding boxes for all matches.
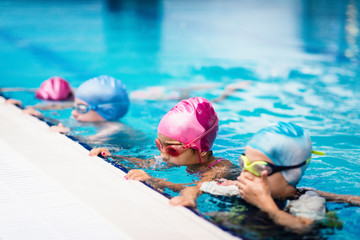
[70,75,129,122]
[1,76,73,101]
[6,76,131,136]
[4,76,74,115]
[201,121,360,234]
[90,97,239,207]
[6,77,250,121]
[47,75,130,133]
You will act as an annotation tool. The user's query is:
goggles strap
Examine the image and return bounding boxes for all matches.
[184,119,219,164]
[185,118,219,148]
[196,150,203,164]
[305,150,326,164]
[312,150,325,155]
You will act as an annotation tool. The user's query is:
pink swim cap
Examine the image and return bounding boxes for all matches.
[157,97,219,157]
[35,77,72,101]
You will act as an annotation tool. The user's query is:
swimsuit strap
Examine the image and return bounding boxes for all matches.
[208,158,224,168]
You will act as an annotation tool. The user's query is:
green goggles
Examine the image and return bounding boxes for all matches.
[238,150,325,177]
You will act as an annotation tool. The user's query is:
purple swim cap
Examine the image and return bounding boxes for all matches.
[157,97,219,160]
[35,77,72,101]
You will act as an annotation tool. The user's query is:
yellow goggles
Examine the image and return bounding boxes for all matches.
[238,150,325,177]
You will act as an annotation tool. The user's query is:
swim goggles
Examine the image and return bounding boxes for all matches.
[73,102,126,114]
[73,103,95,114]
[155,119,219,164]
[155,138,186,157]
[238,150,325,177]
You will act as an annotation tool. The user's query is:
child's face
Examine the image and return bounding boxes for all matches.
[156,134,200,166]
[71,98,106,122]
[239,146,294,198]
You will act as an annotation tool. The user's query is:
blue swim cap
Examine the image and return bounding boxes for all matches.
[247,122,312,187]
[75,75,129,120]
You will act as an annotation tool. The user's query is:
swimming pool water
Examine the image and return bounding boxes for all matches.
[1,0,360,239]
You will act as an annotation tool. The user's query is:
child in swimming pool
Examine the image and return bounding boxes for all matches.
[90,97,239,207]
[1,76,73,101]
[35,76,74,101]
[70,75,129,122]
[5,76,133,145]
[4,75,133,143]
[45,75,130,133]
[3,76,74,114]
[5,75,128,121]
[200,122,360,233]
[129,80,251,102]
[5,77,249,117]
[40,76,148,149]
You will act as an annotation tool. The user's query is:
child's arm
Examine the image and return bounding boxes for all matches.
[303,189,360,206]
[211,81,251,103]
[238,171,315,234]
[124,169,186,192]
[261,200,314,234]
[32,101,74,110]
[1,87,37,93]
[170,185,200,207]
[170,160,234,208]
[5,98,63,126]
[89,147,154,169]
[5,97,73,112]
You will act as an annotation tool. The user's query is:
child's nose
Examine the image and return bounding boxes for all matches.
[71,109,78,118]
[160,151,169,160]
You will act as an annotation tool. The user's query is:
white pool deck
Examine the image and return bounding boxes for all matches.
[0,96,239,240]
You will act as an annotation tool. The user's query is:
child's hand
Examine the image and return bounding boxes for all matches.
[170,186,199,208]
[6,98,22,107]
[89,148,110,157]
[49,123,70,134]
[236,171,273,211]
[125,169,151,181]
[169,196,196,208]
[23,107,42,117]
[344,196,360,206]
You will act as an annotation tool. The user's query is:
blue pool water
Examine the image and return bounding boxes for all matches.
[1,0,360,239]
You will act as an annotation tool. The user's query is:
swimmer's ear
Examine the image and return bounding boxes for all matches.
[200,151,207,157]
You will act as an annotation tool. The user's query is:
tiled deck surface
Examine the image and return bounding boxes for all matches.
[0,97,238,240]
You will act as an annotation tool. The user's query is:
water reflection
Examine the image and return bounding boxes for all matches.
[300,0,360,63]
[102,0,163,86]
[345,0,359,62]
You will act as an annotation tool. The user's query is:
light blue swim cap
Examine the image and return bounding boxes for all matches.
[247,122,312,187]
[75,75,129,120]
